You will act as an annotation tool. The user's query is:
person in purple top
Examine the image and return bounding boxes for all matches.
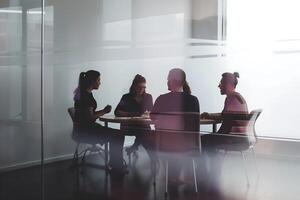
[201,72,249,139]
[201,72,249,186]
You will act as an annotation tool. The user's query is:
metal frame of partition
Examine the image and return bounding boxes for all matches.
[41,0,45,200]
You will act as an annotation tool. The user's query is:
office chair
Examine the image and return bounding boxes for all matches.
[216,109,262,187]
[67,107,108,172]
[153,112,201,199]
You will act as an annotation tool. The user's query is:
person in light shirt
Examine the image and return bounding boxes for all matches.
[201,72,249,186]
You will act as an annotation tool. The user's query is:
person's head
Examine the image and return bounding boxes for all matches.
[74,70,101,100]
[218,72,239,95]
[129,74,146,96]
[79,70,101,91]
[167,68,191,94]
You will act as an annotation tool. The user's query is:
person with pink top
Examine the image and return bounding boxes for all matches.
[200,72,249,186]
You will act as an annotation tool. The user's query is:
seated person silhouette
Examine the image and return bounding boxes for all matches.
[201,72,249,184]
[73,70,126,174]
[114,74,153,155]
[150,68,200,186]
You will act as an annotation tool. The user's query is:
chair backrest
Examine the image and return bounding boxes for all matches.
[153,112,200,132]
[247,109,262,144]
[153,112,200,152]
[67,107,76,123]
[224,109,262,144]
[67,107,84,141]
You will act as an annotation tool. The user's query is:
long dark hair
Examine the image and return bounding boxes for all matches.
[73,70,100,100]
[168,68,191,94]
[129,74,146,96]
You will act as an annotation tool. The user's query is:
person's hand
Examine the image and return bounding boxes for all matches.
[103,105,112,113]
[141,111,150,118]
[201,112,210,119]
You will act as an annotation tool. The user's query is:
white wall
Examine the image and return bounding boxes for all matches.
[226,0,300,138]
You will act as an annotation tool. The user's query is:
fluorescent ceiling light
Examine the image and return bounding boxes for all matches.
[0,9,22,14]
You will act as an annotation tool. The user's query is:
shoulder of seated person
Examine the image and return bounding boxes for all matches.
[122,93,132,98]
[185,93,199,101]
[229,92,246,104]
[190,94,199,100]
[229,92,242,97]
[158,93,170,98]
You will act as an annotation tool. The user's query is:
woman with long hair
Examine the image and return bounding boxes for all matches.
[73,70,126,174]
[114,74,153,155]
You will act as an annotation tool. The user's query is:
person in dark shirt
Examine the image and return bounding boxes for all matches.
[151,68,200,133]
[151,91,199,114]
[151,68,199,114]
[114,74,153,155]
[150,68,200,188]
[73,70,126,174]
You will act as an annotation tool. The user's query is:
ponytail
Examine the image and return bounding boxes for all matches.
[73,72,86,100]
[183,81,191,94]
[168,68,192,94]
[79,72,87,92]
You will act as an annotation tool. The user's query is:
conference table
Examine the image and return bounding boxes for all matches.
[99,114,221,133]
[98,114,221,166]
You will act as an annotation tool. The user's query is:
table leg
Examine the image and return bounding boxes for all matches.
[213,123,217,133]
[104,122,109,168]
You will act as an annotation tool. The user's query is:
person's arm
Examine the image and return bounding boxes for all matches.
[150,95,162,121]
[114,95,140,117]
[115,110,136,117]
[201,96,229,120]
[142,94,153,115]
[193,96,200,113]
[147,94,154,111]
[86,105,111,121]
[201,112,222,120]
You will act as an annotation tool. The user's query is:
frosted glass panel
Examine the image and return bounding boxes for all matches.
[0,0,42,199]
[226,0,300,138]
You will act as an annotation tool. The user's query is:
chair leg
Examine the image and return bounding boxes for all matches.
[105,142,109,169]
[81,149,89,164]
[70,143,80,169]
[152,158,157,186]
[165,160,169,199]
[128,152,132,168]
[251,148,259,178]
[192,159,198,193]
[241,152,250,187]
[73,144,79,159]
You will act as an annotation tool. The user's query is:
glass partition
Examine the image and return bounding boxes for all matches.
[0,0,42,199]
[1,0,300,199]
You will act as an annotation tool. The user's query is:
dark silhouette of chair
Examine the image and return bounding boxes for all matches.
[216,109,262,187]
[67,107,108,171]
[153,112,200,198]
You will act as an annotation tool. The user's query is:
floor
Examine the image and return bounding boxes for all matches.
[1,147,300,200]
